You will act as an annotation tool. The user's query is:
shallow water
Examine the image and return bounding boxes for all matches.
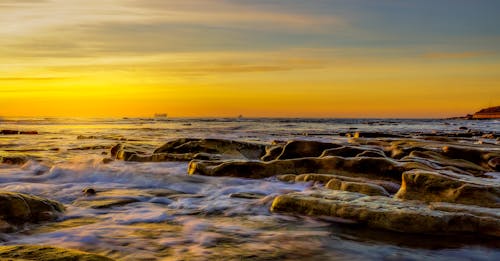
[1,117,499,260]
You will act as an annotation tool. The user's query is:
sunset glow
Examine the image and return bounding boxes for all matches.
[1,0,499,117]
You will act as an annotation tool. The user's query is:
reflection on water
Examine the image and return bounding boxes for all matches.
[0,117,499,260]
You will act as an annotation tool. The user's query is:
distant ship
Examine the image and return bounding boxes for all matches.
[154,113,168,118]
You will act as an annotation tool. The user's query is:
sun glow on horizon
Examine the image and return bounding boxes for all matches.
[1,0,499,118]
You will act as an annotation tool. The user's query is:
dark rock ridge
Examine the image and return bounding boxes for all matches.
[450,105,500,119]
[110,137,500,236]
[473,106,500,119]
[0,191,65,232]
[1,129,38,135]
[188,156,405,181]
[110,138,266,162]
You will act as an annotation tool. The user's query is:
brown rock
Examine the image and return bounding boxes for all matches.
[0,191,64,231]
[154,138,266,160]
[0,155,28,165]
[188,156,404,181]
[325,179,389,196]
[276,140,342,160]
[261,145,284,161]
[395,170,500,208]
[442,145,498,167]
[271,190,499,236]
[488,157,500,171]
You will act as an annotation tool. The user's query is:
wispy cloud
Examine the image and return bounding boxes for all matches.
[423,51,492,59]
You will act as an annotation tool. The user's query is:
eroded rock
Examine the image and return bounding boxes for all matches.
[189,156,405,181]
[0,191,64,232]
[154,138,266,160]
[276,140,342,160]
[395,170,500,208]
[271,190,499,236]
[325,179,389,196]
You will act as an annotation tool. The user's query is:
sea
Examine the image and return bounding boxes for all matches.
[0,117,499,260]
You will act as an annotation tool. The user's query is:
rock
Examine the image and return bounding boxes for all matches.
[0,155,28,165]
[109,143,150,161]
[77,135,98,139]
[442,145,498,167]
[127,152,222,162]
[189,156,405,181]
[154,138,266,160]
[0,191,64,232]
[488,157,500,171]
[102,158,114,164]
[112,138,266,162]
[1,130,19,135]
[320,146,386,158]
[404,150,488,174]
[0,220,12,232]
[82,188,96,196]
[270,190,499,236]
[1,130,38,135]
[229,192,267,199]
[347,132,404,138]
[472,105,500,119]
[282,173,400,194]
[74,197,140,209]
[325,179,389,196]
[356,150,386,157]
[276,174,298,182]
[0,245,113,261]
[276,140,342,160]
[143,188,186,197]
[482,133,496,139]
[261,145,284,161]
[320,146,367,158]
[20,131,38,135]
[395,170,500,208]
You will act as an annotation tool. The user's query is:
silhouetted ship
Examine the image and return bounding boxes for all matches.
[154,113,168,118]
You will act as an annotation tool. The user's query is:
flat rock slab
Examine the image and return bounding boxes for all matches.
[73,197,140,209]
[271,190,500,237]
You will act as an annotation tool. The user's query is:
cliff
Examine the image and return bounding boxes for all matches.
[472,106,500,119]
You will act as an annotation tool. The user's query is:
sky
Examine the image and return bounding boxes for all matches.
[1,0,499,118]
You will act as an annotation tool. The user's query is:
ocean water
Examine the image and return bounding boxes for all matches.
[0,117,499,260]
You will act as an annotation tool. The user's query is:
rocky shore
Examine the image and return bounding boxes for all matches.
[103,135,500,237]
[1,126,499,259]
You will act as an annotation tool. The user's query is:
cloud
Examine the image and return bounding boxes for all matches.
[423,51,492,59]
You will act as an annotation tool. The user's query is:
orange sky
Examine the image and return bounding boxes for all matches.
[1,0,499,118]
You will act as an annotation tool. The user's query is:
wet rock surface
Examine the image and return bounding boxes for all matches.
[270,190,499,236]
[158,138,500,237]
[1,118,499,259]
[110,138,266,162]
[0,192,64,232]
